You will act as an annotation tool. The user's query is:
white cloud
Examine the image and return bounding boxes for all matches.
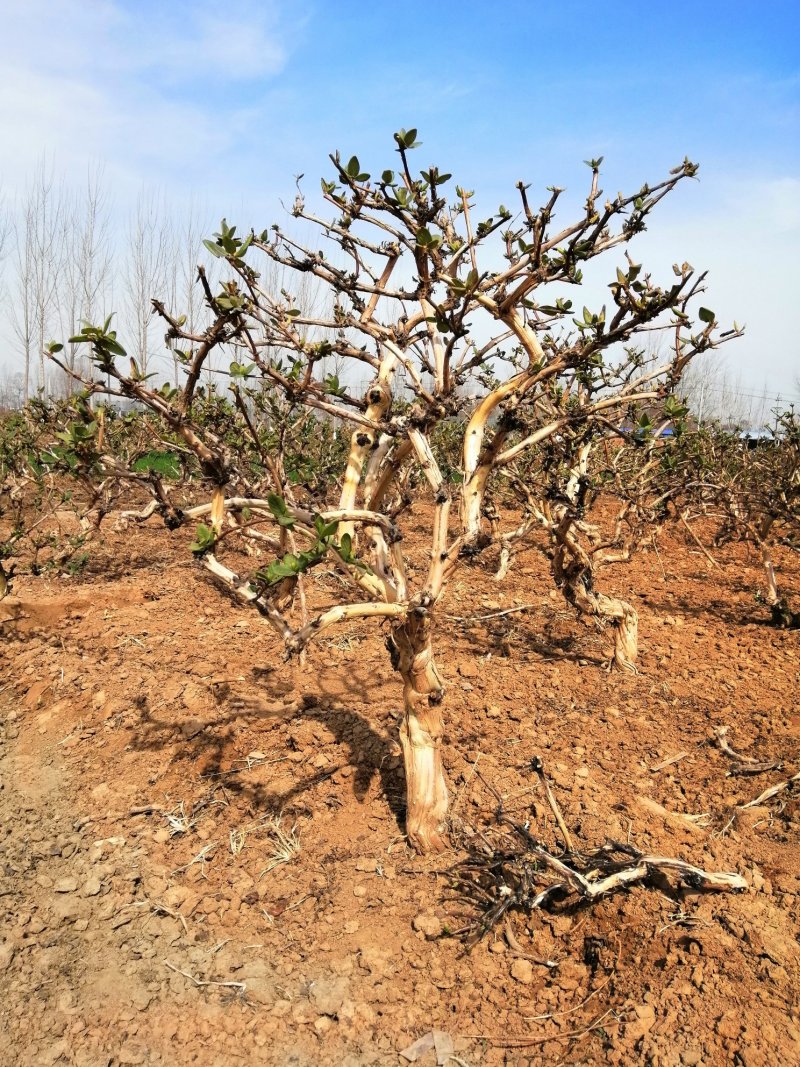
[612,173,800,398]
[0,0,294,198]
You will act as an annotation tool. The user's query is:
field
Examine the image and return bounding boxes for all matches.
[1,494,799,1067]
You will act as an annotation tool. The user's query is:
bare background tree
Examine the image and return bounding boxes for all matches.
[9,161,66,400]
[124,190,173,380]
[56,169,114,397]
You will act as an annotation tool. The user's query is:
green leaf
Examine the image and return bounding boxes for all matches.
[698,307,715,324]
[394,128,421,150]
[190,523,216,554]
[266,494,295,529]
[203,239,225,258]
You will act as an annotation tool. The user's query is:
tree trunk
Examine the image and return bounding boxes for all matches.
[759,541,798,628]
[554,549,639,672]
[761,543,779,608]
[600,592,639,672]
[389,610,448,853]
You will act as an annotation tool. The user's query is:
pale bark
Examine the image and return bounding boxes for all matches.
[390,610,448,853]
[761,543,779,607]
[553,531,639,672]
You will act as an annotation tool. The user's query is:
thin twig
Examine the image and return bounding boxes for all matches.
[650,752,689,773]
[445,604,539,623]
[680,513,719,567]
[523,971,614,1021]
[740,770,800,809]
[531,756,574,852]
[163,959,246,993]
[713,725,783,776]
[468,1008,620,1048]
[451,752,481,817]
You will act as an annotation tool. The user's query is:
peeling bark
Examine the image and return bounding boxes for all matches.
[389,610,448,853]
[554,544,639,671]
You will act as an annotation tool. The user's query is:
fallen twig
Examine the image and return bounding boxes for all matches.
[445,604,538,623]
[451,818,746,949]
[451,752,481,817]
[504,922,559,969]
[129,899,189,935]
[712,725,783,777]
[469,1007,620,1048]
[163,959,246,994]
[650,752,689,773]
[740,770,800,809]
[171,842,218,878]
[531,756,574,852]
[523,970,614,1021]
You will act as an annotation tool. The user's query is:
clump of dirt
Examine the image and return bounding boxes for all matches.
[1,503,799,1065]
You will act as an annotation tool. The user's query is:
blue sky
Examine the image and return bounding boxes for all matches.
[1,0,798,398]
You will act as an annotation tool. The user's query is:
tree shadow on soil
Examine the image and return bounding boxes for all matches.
[123,666,407,833]
[640,593,772,628]
[453,615,608,668]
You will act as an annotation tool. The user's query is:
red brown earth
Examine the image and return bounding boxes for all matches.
[1,499,799,1066]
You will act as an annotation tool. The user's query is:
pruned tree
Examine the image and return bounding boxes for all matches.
[492,388,698,671]
[57,131,739,851]
[677,412,800,626]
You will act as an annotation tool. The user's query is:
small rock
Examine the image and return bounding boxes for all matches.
[412,913,442,940]
[180,718,205,740]
[353,885,366,898]
[83,877,102,897]
[0,942,16,971]
[245,976,273,1006]
[310,977,350,1016]
[117,1044,147,1065]
[54,877,78,894]
[52,897,84,923]
[681,1049,703,1066]
[131,988,153,1011]
[627,1003,656,1041]
[510,958,533,984]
